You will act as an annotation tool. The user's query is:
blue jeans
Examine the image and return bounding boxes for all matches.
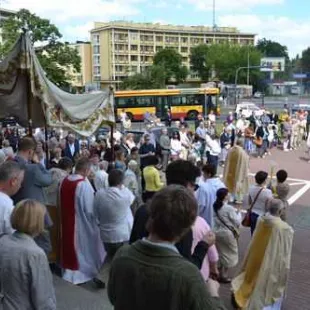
[250,212,259,236]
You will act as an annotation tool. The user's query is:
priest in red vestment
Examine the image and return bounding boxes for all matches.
[59,158,105,286]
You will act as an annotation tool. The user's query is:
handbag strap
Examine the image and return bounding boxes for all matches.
[215,210,237,235]
[249,187,264,212]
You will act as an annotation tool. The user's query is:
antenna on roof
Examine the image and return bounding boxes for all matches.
[213,0,217,31]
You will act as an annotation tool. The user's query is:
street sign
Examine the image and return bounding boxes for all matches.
[260,57,285,72]
[293,73,307,79]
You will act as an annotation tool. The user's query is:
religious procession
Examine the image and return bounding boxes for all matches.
[0,27,304,310]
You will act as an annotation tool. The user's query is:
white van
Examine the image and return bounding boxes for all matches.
[235,102,264,118]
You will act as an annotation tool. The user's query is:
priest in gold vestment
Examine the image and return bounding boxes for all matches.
[223,139,249,203]
[232,198,294,310]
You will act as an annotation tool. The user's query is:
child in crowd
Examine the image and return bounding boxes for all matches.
[275,170,290,221]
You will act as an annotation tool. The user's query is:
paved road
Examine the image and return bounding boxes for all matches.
[220,146,310,309]
[55,145,310,310]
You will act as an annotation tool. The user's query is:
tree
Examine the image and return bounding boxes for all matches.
[256,38,289,59]
[0,9,81,87]
[121,65,166,90]
[190,43,263,86]
[301,48,310,72]
[153,48,188,83]
[190,44,211,81]
[256,38,291,80]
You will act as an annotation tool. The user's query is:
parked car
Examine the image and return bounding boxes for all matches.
[235,102,264,118]
[253,91,263,98]
[291,104,310,114]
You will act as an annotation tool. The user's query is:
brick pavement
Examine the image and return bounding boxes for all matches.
[55,146,310,309]
[222,147,310,310]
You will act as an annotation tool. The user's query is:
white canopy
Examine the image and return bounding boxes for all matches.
[0,33,115,137]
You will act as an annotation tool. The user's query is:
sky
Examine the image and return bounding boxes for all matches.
[2,0,309,57]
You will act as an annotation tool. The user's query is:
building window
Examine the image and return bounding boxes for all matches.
[131,66,138,74]
[115,65,124,72]
[141,35,153,42]
[190,37,202,44]
[130,32,139,41]
[93,45,100,54]
[131,45,138,51]
[156,36,163,42]
[131,55,138,62]
[181,46,188,53]
[115,33,128,41]
[93,66,101,75]
[95,81,101,90]
[92,34,100,45]
[166,36,178,43]
[181,37,188,44]
[115,44,128,52]
[93,55,100,65]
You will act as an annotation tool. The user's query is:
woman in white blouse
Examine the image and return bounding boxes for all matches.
[170,131,182,161]
[125,133,136,150]
[213,188,242,283]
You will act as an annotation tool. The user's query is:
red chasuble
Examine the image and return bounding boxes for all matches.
[60,176,85,270]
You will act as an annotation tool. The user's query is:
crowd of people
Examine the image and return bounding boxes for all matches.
[0,107,298,309]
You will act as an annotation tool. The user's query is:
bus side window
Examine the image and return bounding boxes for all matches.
[171,96,180,106]
[127,98,134,106]
[137,96,153,106]
[180,96,187,105]
[117,98,126,106]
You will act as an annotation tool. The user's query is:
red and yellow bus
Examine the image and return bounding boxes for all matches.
[114,87,220,121]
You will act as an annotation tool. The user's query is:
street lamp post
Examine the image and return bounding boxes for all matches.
[234,65,266,106]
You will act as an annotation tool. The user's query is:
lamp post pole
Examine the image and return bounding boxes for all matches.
[234,65,266,106]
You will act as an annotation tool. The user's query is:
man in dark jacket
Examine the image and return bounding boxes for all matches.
[12,137,53,254]
[130,160,214,269]
[63,133,80,162]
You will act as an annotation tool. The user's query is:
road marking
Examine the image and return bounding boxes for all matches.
[288,182,307,186]
[288,183,310,205]
[220,172,310,207]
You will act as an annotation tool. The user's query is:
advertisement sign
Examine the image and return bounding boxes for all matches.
[260,57,285,72]
[293,73,307,79]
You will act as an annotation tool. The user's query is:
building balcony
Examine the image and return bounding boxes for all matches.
[93,75,101,81]
[115,72,128,76]
[114,50,129,55]
[165,41,179,46]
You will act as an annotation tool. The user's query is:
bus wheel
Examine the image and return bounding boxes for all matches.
[187,110,198,120]
[126,112,133,121]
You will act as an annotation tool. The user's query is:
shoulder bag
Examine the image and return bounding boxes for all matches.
[241,188,264,227]
[215,210,240,240]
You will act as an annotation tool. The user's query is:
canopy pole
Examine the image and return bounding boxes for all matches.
[22,27,33,137]
[44,125,49,168]
[110,124,114,163]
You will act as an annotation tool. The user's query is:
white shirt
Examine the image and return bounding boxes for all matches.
[171,139,182,156]
[236,119,246,132]
[94,186,135,243]
[120,112,127,122]
[94,170,109,191]
[69,143,75,156]
[208,114,216,122]
[246,185,273,216]
[180,132,190,148]
[0,191,14,234]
